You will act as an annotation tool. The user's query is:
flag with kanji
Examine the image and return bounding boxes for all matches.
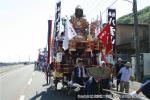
[97,23,112,55]
[106,30,112,55]
[63,18,77,50]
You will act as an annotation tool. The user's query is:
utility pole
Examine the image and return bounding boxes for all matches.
[133,0,141,81]
[29,55,30,64]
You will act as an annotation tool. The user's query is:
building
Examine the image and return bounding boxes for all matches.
[116,23,149,55]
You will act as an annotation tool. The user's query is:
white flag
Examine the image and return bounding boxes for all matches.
[66,18,77,39]
[63,18,77,50]
[95,12,103,39]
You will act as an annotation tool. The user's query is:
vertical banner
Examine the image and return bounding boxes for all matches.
[108,9,116,53]
[47,20,52,64]
[54,1,61,56]
[55,1,61,38]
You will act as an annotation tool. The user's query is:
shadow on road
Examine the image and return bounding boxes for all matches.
[30,87,76,100]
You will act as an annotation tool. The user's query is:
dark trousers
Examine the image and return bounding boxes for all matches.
[74,77,84,86]
[116,74,121,91]
[99,78,110,95]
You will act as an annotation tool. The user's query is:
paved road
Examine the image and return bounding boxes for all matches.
[0,64,148,100]
[0,64,75,100]
[0,65,34,100]
[0,64,24,75]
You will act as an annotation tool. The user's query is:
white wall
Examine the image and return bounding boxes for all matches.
[143,53,150,76]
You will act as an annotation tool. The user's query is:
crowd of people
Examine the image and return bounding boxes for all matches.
[34,56,150,99]
[68,57,150,99]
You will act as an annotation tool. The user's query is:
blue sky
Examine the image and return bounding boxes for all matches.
[0,0,149,62]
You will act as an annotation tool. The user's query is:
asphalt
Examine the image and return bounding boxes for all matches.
[0,64,75,100]
[0,64,25,75]
[111,79,149,100]
[0,64,33,100]
[0,64,149,100]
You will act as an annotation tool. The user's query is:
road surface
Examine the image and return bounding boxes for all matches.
[0,64,75,100]
[0,64,148,100]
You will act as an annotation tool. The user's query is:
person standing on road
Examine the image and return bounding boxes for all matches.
[48,62,55,87]
[115,58,124,91]
[43,63,49,85]
[119,62,132,93]
[47,64,51,85]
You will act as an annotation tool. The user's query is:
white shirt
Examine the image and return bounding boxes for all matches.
[119,67,132,82]
[77,66,86,77]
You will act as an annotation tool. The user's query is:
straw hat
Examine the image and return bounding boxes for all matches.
[86,67,110,79]
[125,62,131,67]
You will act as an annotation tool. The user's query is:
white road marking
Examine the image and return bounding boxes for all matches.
[27,78,32,85]
[0,67,28,79]
[19,95,25,100]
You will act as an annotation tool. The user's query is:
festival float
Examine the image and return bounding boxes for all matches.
[52,5,114,93]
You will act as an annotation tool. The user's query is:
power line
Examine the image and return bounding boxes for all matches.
[85,0,119,21]
[102,0,118,15]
